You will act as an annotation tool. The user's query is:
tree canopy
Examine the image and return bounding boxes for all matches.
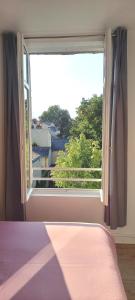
[51,134,102,189]
[39,105,72,137]
[70,94,103,148]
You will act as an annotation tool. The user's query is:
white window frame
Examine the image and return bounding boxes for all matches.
[25,35,104,54]
[22,35,105,198]
[23,45,32,191]
[102,29,112,206]
[18,34,32,203]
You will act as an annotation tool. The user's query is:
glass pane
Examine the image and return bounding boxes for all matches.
[24,87,31,190]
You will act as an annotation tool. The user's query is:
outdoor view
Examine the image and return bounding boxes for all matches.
[30,53,103,189]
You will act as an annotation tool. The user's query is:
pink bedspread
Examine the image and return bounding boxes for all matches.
[0,222,127,300]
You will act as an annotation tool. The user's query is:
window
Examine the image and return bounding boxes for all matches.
[23,47,32,191]
[24,36,104,192]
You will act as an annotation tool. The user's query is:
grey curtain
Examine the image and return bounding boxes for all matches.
[3,32,24,220]
[104,27,127,229]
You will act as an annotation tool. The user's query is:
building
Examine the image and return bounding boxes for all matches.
[51,137,68,165]
[32,122,68,167]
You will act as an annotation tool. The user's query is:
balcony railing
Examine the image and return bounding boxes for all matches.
[32,167,102,188]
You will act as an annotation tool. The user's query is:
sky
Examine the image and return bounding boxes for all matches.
[30,53,103,119]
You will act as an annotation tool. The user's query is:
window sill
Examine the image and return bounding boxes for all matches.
[31,188,101,199]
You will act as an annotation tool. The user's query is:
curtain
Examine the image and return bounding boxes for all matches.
[3,32,24,220]
[104,27,127,229]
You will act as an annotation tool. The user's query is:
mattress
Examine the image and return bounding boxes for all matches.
[0,222,127,300]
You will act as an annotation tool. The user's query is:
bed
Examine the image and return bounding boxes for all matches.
[0,222,127,300]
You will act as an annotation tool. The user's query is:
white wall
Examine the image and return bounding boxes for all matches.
[32,128,51,147]
[26,194,104,224]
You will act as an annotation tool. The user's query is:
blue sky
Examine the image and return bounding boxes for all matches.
[30,53,103,119]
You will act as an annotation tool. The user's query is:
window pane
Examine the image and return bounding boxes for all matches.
[24,87,31,190]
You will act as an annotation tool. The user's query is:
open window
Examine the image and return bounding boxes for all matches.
[20,35,104,195]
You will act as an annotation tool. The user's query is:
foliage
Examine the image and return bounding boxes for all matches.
[70,95,103,148]
[39,105,72,137]
[51,134,102,189]
[32,142,38,147]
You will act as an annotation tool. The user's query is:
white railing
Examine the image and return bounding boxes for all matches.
[32,167,102,183]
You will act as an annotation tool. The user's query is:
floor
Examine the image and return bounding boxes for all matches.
[116,244,135,300]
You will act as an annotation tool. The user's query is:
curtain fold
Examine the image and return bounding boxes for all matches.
[104,27,127,229]
[3,32,24,220]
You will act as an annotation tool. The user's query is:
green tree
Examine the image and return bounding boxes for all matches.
[39,105,72,137]
[51,134,102,189]
[70,95,103,147]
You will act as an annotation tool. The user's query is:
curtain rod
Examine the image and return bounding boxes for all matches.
[24,33,105,40]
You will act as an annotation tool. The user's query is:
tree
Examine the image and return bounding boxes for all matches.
[70,95,103,148]
[51,134,102,189]
[39,105,72,137]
